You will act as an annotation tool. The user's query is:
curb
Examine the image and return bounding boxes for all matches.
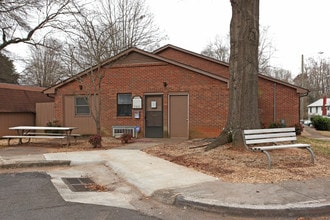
[174,195,330,217]
[0,160,71,169]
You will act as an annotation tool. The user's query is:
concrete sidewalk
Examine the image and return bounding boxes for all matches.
[1,142,330,217]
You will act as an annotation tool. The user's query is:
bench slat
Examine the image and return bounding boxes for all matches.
[245,136,297,144]
[252,143,311,151]
[27,133,81,137]
[244,127,295,134]
[244,132,296,140]
[2,135,65,139]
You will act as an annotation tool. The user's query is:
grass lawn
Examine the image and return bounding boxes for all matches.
[319,130,330,137]
[298,135,330,157]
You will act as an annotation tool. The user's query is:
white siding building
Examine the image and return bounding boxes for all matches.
[307,98,330,119]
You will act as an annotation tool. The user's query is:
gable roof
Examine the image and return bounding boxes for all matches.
[0,83,45,92]
[258,74,309,95]
[154,44,229,67]
[154,44,309,95]
[307,98,330,107]
[44,47,229,94]
[0,83,53,113]
[43,45,308,96]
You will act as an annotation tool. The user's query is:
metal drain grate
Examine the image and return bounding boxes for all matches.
[62,177,95,192]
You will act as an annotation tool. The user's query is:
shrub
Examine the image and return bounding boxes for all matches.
[45,120,62,133]
[89,134,102,148]
[120,133,133,143]
[269,121,285,128]
[311,116,330,131]
[294,123,303,135]
[269,121,303,135]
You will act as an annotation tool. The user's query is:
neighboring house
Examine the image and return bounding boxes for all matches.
[0,83,54,136]
[307,97,330,119]
[44,45,308,138]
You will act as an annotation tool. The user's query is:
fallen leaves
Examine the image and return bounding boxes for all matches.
[143,139,330,184]
[85,183,108,192]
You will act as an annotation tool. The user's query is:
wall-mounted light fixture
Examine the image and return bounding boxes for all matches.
[163,82,168,88]
[79,85,83,90]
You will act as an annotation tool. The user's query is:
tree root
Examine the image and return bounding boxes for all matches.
[205,131,231,151]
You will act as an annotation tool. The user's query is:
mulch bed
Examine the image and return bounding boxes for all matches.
[1,137,329,183]
[142,139,330,183]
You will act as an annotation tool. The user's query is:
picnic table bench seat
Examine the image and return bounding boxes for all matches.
[243,127,315,169]
[28,133,81,141]
[2,135,66,145]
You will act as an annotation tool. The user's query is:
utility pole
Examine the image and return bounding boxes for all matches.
[300,54,305,120]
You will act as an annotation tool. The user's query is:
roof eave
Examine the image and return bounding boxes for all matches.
[154,44,229,67]
[258,74,309,94]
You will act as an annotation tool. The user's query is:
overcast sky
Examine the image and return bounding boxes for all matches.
[145,0,330,76]
[7,0,330,77]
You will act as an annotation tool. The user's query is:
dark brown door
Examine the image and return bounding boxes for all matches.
[145,95,163,138]
[169,94,188,138]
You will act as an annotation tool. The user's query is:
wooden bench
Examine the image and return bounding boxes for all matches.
[243,127,315,169]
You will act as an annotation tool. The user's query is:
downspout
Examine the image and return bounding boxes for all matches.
[273,83,276,122]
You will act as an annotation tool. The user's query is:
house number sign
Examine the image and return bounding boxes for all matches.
[132,96,142,109]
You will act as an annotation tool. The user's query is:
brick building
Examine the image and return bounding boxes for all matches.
[44,45,308,138]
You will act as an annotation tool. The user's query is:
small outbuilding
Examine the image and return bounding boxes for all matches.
[0,83,54,136]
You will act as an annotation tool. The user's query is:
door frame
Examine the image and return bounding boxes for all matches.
[144,94,164,138]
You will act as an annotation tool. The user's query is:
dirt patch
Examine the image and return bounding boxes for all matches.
[142,139,330,184]
[0,137,123,154]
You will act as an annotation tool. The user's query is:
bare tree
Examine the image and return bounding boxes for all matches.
[258,26,275,74]
[0,0,78,51]
[201,35,230,62]
[99,0,165,55]
[269,67,292,83]
[206,0,260,150]
[201,26,275,76]
[303,56,330,102]
[61,8,109,136]
[60,0,165,135]
[22,38,66,87]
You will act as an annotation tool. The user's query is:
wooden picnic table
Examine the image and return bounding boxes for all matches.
[3,126,78,146]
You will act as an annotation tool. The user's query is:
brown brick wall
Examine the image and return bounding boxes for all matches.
[258,78,300,128]
[157,47,301,129]
[54,63,228,138]
[156,48,229,78]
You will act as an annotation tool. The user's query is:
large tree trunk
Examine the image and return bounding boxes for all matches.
[206,0,260,150]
